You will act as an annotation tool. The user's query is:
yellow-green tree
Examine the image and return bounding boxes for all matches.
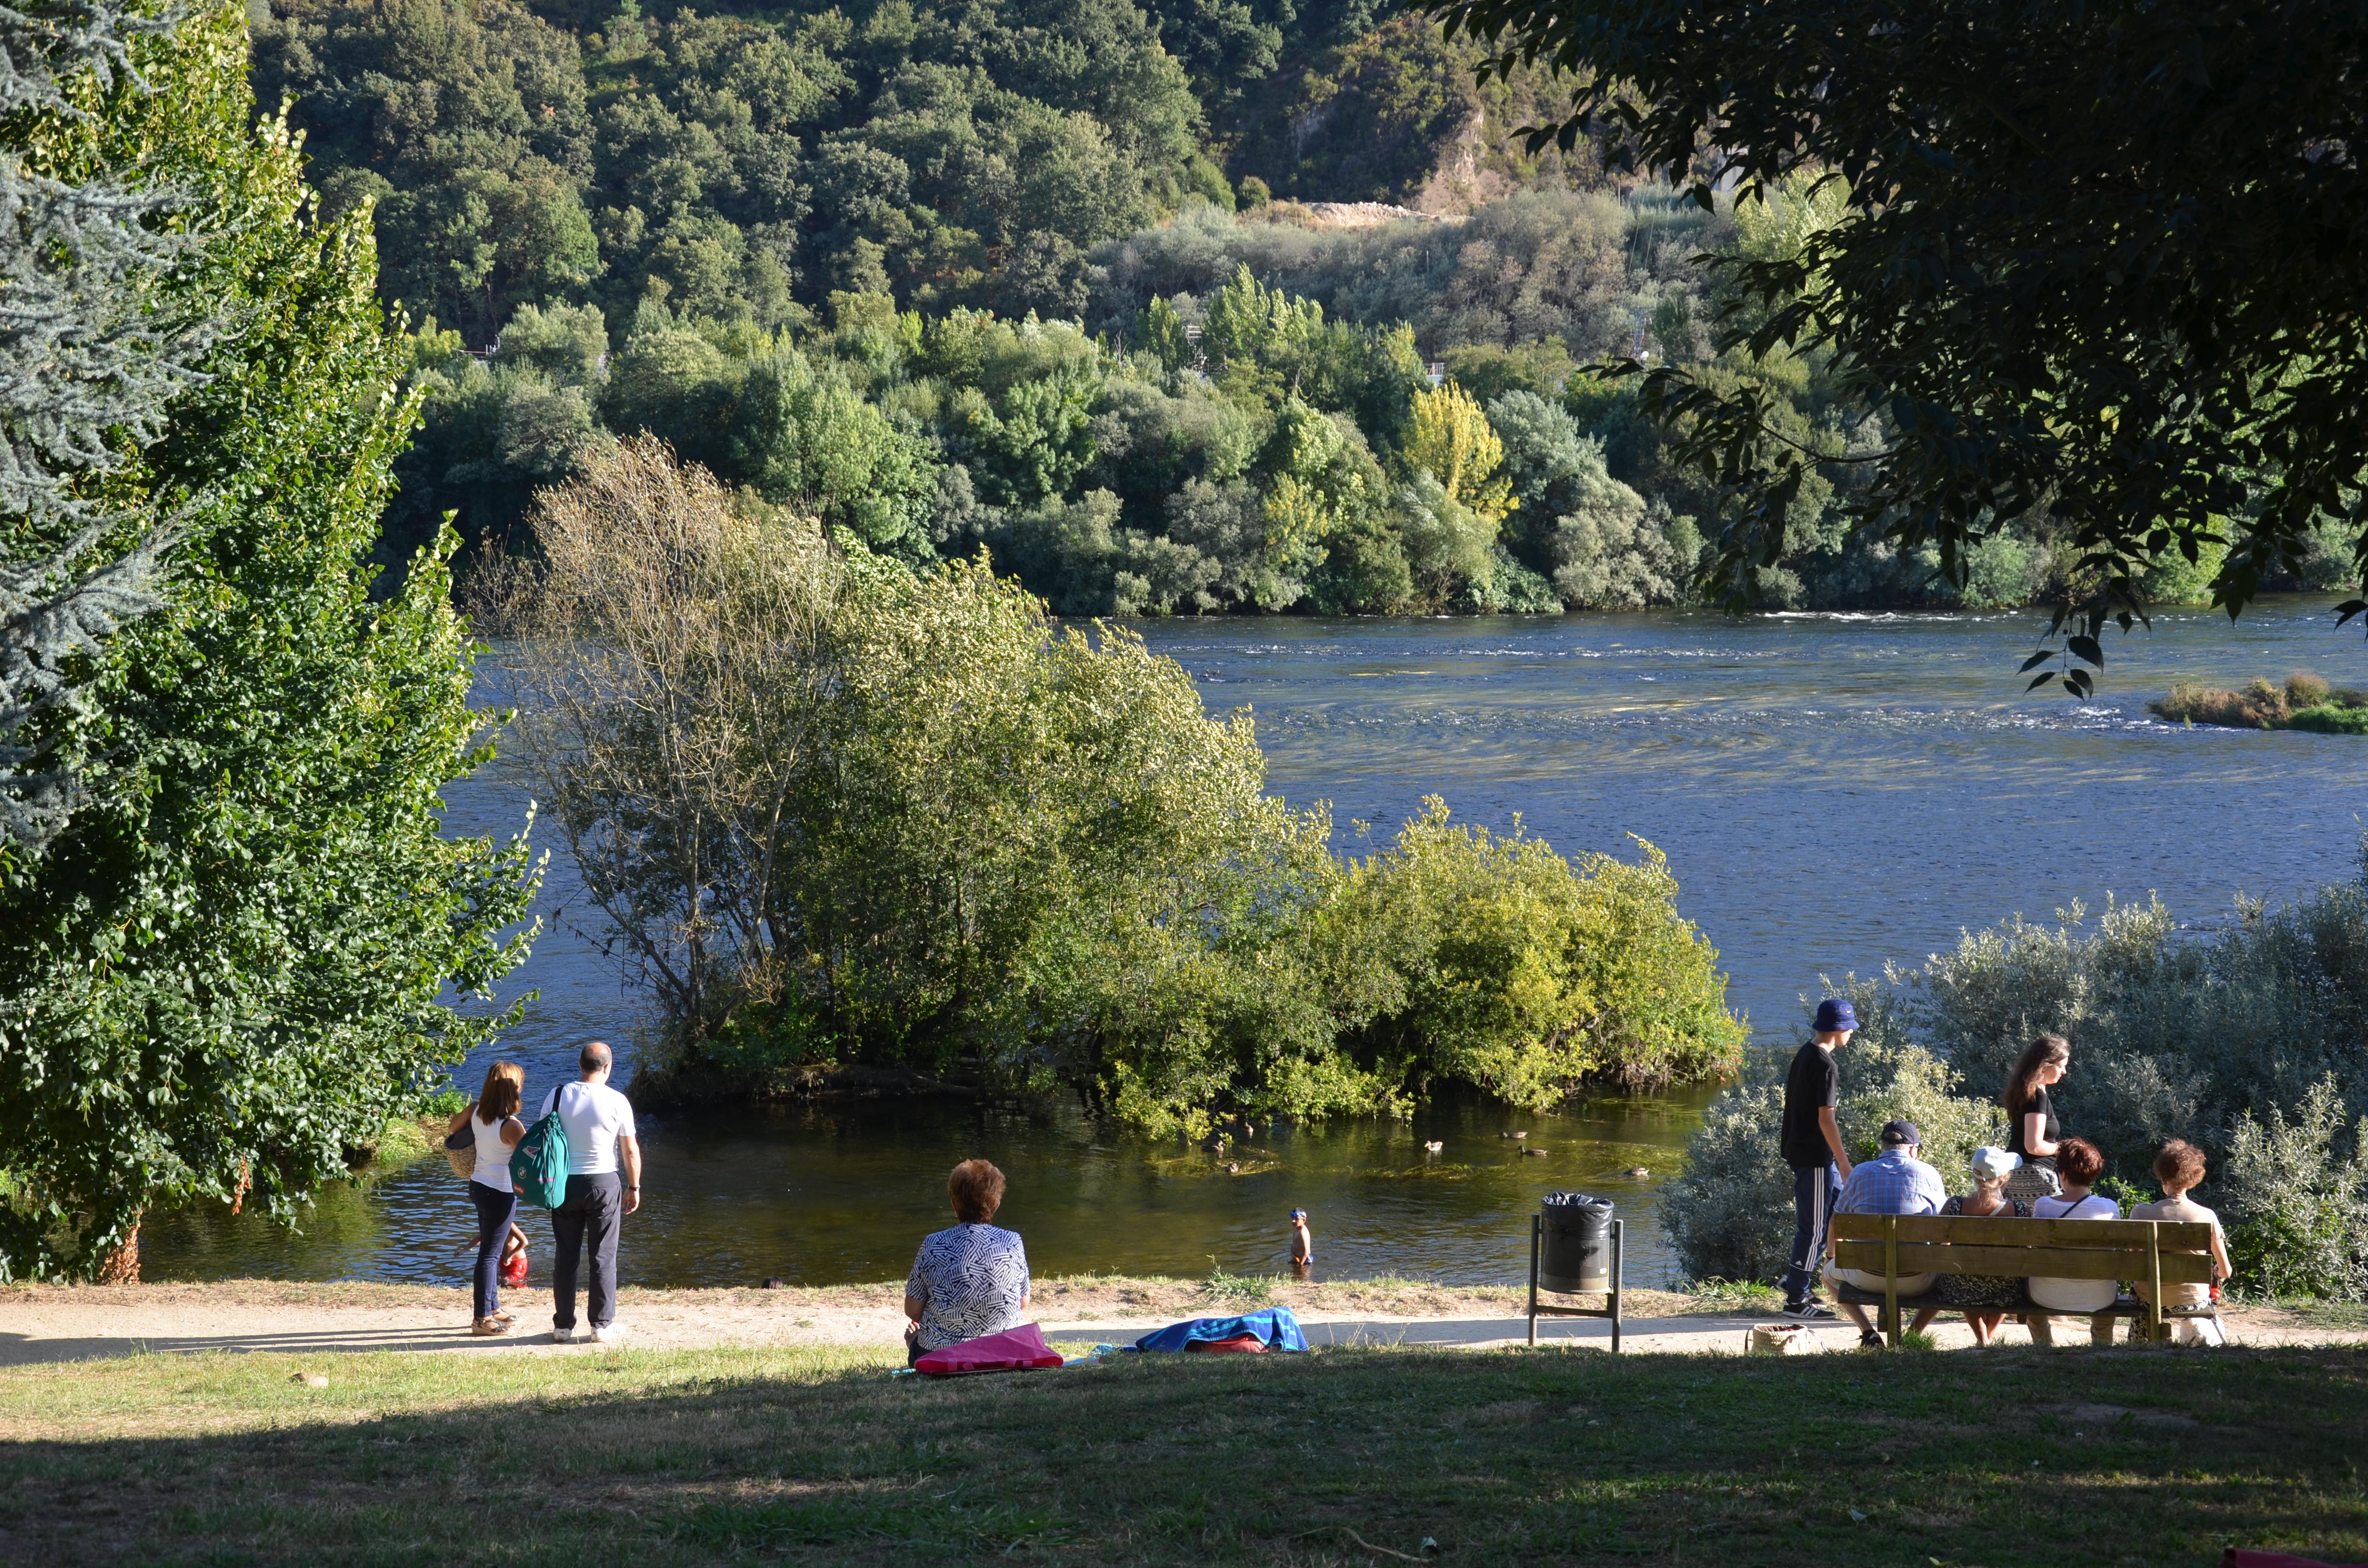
[1405,382,1513,525]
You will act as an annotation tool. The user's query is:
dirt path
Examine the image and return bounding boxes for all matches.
[3,1280,2359,1365]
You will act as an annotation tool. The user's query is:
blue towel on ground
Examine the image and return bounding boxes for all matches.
[1128,1305,1307,1353]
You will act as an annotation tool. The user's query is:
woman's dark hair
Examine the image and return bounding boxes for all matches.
[2004,1033,2071,1117]
[476,1061,523,1124]
[2056,1135,2104,1185]
[949,1159,1006,1224]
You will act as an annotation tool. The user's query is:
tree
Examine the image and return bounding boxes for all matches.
[0,0,220,853]
[1435,0,2368,688]
[0,0,540,1282]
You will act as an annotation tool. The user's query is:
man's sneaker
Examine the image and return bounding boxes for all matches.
[1779,1298,1836,1322]
[551,1325,576,1344]
[590,1322,626,1344]
[1859,1328,1884,1349]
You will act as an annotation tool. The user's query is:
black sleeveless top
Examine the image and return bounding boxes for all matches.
[2008,1084,2059,1161]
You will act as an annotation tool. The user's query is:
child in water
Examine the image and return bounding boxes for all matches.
[1288,1209,1313,1273]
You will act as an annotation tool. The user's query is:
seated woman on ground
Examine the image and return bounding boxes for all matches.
[904,1158,1032,1365]
[2002,1033,2070,1203]
[2024,1136,2121,1345]
[1930,1145,2030,1346]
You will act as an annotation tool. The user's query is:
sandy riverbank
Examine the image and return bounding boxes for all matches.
[4,1278,2361,1365]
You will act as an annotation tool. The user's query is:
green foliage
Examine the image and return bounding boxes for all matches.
[1435,0,2368,684]
[510,444,1740,1134]
[2224,1078,2368,1301]
[1329,801,1747,1105]
[2149,674,2368,733]
[0,1,540,1281]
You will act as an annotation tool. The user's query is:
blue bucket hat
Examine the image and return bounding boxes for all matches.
[1814,997,1858,1033]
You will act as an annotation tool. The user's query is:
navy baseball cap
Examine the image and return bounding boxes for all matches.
[1880,1119,1921,1147]
[1814,997,1858,1032]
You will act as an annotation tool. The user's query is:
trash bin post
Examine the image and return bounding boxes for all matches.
[1529,1193,1621,1353]
[1611,1218,1624,1354]
[1528,1213,1542,1347]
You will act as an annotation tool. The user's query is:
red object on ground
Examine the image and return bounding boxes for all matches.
[1184,1335,1269,1354]
[2224,1550,2368,1567]
[913,1323,1065,1377]
[501,1252,528,1288]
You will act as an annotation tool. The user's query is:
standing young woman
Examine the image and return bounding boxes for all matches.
[450,1061,528,1336]
[2002,1034,2071,1200]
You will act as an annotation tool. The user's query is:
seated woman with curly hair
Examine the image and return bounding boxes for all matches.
[903,1159,1032,1365]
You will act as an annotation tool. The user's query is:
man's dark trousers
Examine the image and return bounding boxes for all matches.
[1780,1161,1840,1304]
[552,1172,623,1331]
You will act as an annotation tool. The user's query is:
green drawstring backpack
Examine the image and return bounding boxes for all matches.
[509,1090,572,1209]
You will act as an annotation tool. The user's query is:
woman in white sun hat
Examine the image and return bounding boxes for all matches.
[1930,1144,2031,1345]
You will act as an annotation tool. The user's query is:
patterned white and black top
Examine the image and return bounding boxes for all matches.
[905,1223,1030,1350]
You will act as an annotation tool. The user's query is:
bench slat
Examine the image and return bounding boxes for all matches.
[1834,1240,2214,1283]
[1830,1213,2212,1249]
[1831,1285,2221,1317]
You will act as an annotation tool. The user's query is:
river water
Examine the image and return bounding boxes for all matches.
[144,599,2368,1289]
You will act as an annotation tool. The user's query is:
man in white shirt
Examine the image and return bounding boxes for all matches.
[540,1040,642,1344]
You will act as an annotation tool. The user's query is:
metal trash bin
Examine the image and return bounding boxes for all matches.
[1538,1192,1614,1293]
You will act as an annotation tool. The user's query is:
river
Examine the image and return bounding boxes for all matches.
[143,598,2368,1289]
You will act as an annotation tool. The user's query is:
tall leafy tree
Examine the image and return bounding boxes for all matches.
[1435,0,2368,687]
[0,0,539,1282]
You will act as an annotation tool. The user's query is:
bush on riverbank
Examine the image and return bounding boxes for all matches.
[2150,672,2368,733]
[493,443,1743,1135]
[1663,861,2368,1296]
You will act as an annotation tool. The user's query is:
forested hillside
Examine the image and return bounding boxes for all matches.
[254,0,2356,614]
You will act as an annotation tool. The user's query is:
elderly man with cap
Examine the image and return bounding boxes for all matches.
[1823,1118,1950,1347]
[1776,997,1858,1320]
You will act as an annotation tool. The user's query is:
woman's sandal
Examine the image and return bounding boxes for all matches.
[472,1317,512,1336]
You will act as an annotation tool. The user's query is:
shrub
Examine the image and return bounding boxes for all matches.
[1329,802,1747,1106]
[2287,671,2334,709]
[2221,1078,2368,1300]
[1659,1066,1795,1285]
[2288,705,2368,735]
[504,444,1745,1135]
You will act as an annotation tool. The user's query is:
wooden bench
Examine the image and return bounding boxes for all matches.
[1830,1213,2218,1348]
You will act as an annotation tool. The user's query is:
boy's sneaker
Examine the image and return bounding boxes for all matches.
[1779,1298,1836,1322]
[551,1325,576,1344]
[590,1322,627,1344]
[1859,1328,1884,1348]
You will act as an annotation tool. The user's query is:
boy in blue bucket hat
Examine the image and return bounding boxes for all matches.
[1777,997,1857,1320]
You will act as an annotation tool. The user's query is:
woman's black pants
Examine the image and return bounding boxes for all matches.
[468,1179,518,1320]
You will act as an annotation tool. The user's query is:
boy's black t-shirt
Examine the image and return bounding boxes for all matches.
[1779,1041,1840,1168]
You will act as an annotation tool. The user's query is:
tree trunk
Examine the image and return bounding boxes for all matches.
[94,1220,141,1284]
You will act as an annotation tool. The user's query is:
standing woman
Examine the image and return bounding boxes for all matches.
[450,1061,528,1336]
[2003,1033,2070,1201]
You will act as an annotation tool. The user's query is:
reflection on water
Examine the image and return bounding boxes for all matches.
[144,599,2368,1289]
[145,1089,1716,1289]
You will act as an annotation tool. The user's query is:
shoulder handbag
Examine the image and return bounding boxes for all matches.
[442,1116,476,1180]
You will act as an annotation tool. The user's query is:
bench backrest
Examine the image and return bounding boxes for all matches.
[1830,1213,2214,1284]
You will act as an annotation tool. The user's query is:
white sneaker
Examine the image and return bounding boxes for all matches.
[590,1322,626,1344]
[551,1325,576,1344]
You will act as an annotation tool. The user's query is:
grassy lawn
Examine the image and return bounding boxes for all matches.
[3,1340,2363,1566]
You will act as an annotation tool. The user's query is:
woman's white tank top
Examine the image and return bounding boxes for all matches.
[471,1112,516,1193]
